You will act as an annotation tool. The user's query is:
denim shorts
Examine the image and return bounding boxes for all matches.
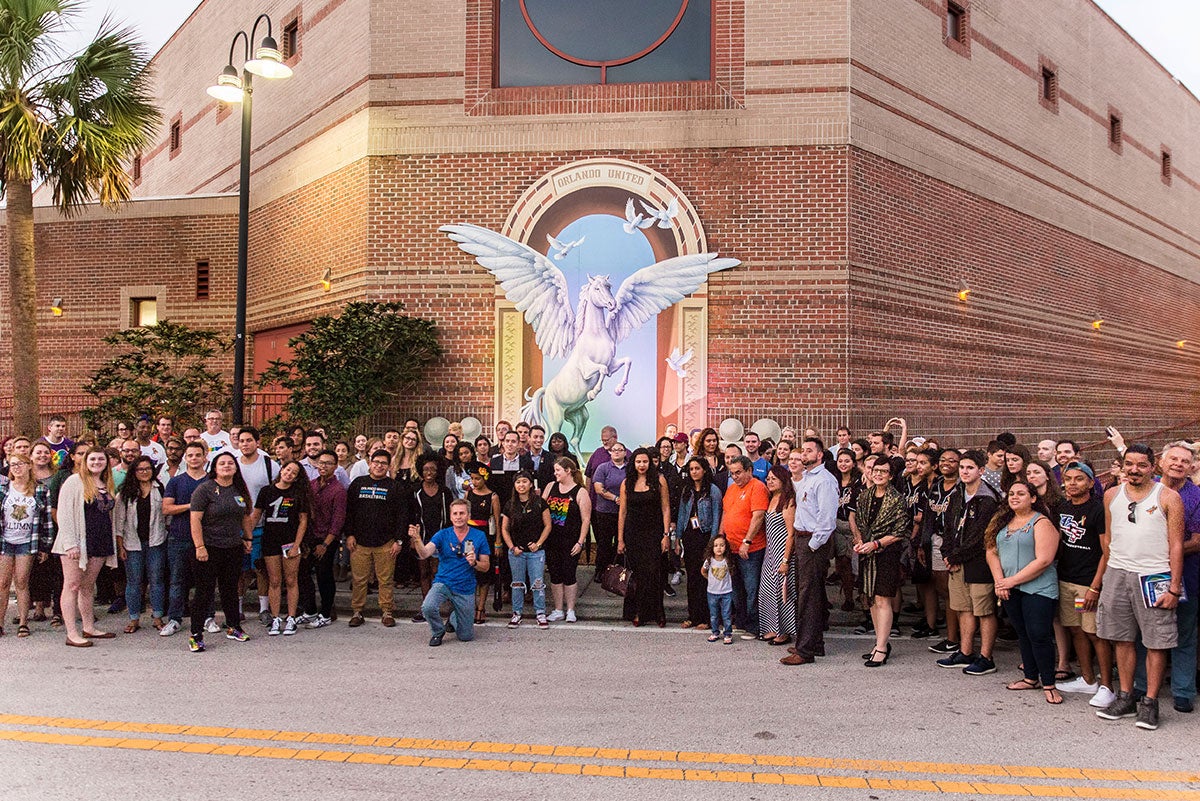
[0,539,35,557]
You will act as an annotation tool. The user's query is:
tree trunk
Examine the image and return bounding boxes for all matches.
[5,170,41,436]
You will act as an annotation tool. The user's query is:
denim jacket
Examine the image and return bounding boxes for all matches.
[676,482,723,537]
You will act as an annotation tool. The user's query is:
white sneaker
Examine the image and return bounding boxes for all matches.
[546,610,565,622]
[268,617,281,636]
[1090,685,1117,708]
[565,610,577,623]
[307,614,332,629]
[204,617,221,634]
[295,613,317,625]
[283,617,297,636]
[158,619,180,637]
[1059,676,1099,694]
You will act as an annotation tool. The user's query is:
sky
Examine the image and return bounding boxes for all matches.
[59,1,1200,94]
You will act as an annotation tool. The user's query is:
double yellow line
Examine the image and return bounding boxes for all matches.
[0,713,1196,798]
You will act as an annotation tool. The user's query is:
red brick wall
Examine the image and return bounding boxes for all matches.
[848,147,1200,446]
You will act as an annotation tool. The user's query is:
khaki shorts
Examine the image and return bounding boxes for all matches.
[1057,581,1097,634]
[1096,567,1178,650]
[947,569,995,617]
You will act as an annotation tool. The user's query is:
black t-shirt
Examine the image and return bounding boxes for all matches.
[256,484,302,544]
[136,493,151,544]
[189,480,251,549]
[904,479,926,526]
[836,479,860,522]
[505,495,548,549]
[416,485,452,542]
[1056,496,1105,585]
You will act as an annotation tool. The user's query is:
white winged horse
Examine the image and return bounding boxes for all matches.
[440,223,739,453]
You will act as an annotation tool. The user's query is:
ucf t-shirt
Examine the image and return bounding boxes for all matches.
[1056,497,1105,585]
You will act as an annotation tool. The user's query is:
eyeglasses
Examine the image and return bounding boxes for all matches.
[1127,501,1137,523]
[135,466,154,472]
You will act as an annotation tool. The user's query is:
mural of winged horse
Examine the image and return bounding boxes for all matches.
[440,223,739,453]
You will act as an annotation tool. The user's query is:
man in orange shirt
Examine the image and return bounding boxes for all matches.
[720,456,769,639]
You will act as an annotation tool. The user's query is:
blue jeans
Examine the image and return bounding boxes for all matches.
[166,537,193,623]
[732,549,765,635]
[708,592,733,637]
[509,549,546,617]
[125,544,166,619]
[422,582,475,641]
[1135,595,1198,700]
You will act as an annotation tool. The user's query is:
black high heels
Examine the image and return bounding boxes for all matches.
[864,642,892,667]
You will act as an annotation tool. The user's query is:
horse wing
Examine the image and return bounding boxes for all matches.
[440,223,576,359]
[608,254,739,344]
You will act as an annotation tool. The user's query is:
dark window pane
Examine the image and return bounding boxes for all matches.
[497,0,711,87]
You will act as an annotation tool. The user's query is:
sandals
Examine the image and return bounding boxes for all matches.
[1006,677,1041,691]
[17,624,30,638]
[124,621,140,634]
[152,617,165,631]
[681,620,694,629]
[1054,669,1076,683]
[1044,687,1064,704]
[707,634,720,642]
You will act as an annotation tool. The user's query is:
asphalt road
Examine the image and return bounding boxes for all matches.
[1,593,1197,801]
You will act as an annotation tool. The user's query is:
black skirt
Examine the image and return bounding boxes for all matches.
[859,543,902,599]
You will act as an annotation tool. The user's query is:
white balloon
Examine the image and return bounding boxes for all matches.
[719,417,744,443]
[751,418,781,445]
[423,417,449,448]
[460,416,482,442]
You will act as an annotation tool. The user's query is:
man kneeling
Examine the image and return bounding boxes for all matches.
[409,499,491,646]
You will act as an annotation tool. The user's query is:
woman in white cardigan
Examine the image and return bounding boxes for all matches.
[52,447,119,647]
[114,455,168,633]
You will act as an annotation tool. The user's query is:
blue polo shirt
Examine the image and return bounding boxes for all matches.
[431,526,491,594]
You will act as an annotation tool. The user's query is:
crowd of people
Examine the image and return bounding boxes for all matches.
[0,412,1196,733]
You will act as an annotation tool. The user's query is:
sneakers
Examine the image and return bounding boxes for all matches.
[852,620,874,635]
[1058,676,1099,694]
[664,586,677,597]
[546,610,565,622]
[204,617,221,634]
[1089,685,1118,708]
[283,617,297,636]
[158,619,181,637]
[508,614,521,629]
[188,635,205,653]
[565,610,577,623]
[536,614,549,629]
[258,610,272,626]
[1174,696,1195,713]
[936,651,974,669]
[307,614,332,629]
[411,612,425,623]
[962,656,997,676]
[910,623,936,639]
[1135,697,1160,730]
[268,617,282,636]
[429,633,444,647]
[1096,690,1138,720]
[928,638,959,654]
[225,627,250,642]
[296,613,317,626]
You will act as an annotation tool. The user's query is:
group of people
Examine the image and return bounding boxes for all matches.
[1,413,1195,732]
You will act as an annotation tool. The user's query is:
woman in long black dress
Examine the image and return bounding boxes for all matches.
[617,448,671,627]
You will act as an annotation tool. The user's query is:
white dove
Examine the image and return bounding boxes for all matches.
[546,233,585,260]
[640,197,679,229]
[623,197,654,234]
[665,346,694,377]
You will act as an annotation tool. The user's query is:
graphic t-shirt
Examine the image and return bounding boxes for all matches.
[37,437,74,471]
[836,480,861,522]
[1056,497,1105,586]
[705,557,732,594]
[189,480,250,549]
[200,430,233,457]
[2,487,36,545]
[256,483,302,544]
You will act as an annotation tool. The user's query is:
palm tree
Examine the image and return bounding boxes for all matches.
[1,0,159,435]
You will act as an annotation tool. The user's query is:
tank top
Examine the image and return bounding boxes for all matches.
[1107,483,1169,574]
[545,482,583,541]
[995,512,1057,599]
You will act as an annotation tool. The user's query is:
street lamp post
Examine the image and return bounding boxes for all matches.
[207,14,294,426]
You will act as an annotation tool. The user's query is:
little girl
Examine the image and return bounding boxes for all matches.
[701,535,734,644]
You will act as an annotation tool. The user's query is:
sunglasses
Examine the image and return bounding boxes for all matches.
[1127,501,1138,523]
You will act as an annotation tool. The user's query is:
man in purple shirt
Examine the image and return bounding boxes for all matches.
[590,442,628,577]
[304,450,347,628]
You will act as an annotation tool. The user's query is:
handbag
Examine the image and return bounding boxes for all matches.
[599,558,636,597]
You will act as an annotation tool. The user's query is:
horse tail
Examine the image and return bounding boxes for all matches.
[519,386,544,426]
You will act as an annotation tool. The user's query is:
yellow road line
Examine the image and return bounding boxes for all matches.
[0,713,1196,789]
[0,728,1197,799]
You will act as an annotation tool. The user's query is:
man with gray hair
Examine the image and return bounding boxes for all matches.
[719,455,768,639]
